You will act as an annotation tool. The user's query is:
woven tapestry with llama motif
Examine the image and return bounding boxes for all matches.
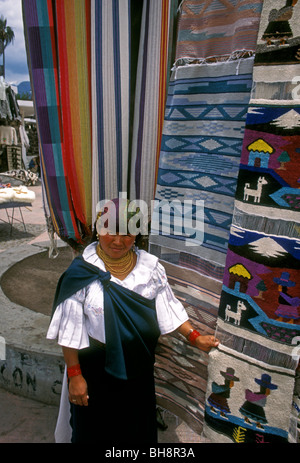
[150,1,264,433]
[204,0,300,443]
[150,57,256,435]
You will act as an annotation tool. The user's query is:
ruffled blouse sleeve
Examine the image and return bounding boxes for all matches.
[46,288,90,349]
[152,261,189,334]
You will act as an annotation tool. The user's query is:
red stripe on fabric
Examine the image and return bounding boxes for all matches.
[46,0,82,241]
[55,1,86,230]
[85,0,93,139]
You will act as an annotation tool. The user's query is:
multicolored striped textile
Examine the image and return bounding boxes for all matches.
[22,0,92,246]
[22,0,177,247]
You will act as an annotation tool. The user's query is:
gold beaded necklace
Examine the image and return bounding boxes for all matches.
[96,244,136,279]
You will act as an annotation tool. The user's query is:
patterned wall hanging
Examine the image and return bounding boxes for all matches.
[150,57,255,274]
[203,0,300,443]
[150,0,264,434]
[175,0,263,64]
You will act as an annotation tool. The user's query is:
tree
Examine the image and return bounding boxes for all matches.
[254,280,267,300]
[277,150,290,170]
[0,16,15,79]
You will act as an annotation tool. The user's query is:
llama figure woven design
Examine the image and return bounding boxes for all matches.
[204,0,300,443]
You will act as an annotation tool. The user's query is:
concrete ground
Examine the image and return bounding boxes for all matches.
[0,184,205,444]
[0,387,203,444]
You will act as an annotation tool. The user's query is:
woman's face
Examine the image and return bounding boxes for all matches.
[98,232,135,259]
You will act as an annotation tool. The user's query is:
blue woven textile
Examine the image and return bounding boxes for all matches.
[150,58,255,273]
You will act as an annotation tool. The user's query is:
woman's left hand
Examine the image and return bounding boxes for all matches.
[195,335,219,352]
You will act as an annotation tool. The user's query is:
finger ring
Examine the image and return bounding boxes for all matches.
[72,399,77,403]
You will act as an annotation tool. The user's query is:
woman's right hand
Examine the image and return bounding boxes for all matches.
[68,375,89,406]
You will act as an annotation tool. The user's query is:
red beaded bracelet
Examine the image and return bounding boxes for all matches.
[67,363,82,378]
[188,329,201,345]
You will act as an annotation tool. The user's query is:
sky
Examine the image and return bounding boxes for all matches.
[0,0,30,85]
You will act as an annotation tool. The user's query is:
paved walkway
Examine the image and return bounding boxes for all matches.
[0,184,205,444]
[0,386,203,444]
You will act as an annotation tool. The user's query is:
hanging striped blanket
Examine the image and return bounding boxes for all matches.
[22,0,177,245]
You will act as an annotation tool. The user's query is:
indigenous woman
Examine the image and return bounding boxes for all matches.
[47,199,219,443]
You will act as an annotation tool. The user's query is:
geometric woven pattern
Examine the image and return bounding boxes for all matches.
[150,59,255,268]
[154,261,221,433]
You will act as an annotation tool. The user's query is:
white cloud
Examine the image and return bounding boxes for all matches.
[0,0,29,85]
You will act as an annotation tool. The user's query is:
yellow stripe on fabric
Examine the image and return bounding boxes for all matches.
[75,0,92,225]
[63,1,85,215]
[63,0,92,225]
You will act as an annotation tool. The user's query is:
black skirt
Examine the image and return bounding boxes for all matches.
[69,338,158,443]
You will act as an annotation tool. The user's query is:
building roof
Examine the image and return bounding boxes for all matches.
[228,263,252,279]
[247,138,274,154]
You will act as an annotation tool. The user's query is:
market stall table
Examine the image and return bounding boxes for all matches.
[0,201,33,235]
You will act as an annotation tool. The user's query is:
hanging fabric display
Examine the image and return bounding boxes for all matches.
[150,0,264,432]
[22,0,177,248]
[91,0,131,205]
[55,0,93,228]
[203,0,300,443]
[0,81,21,122]
[91,0,177,211]
[150,58,256,270]
[129,0,178,205]
[22,0,88,248]
[175,0,263,63]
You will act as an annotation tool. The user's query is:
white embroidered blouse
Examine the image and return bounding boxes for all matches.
[46,242,189,349]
